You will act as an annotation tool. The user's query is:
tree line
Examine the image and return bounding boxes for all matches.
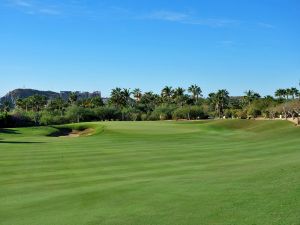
[1,84,300,128]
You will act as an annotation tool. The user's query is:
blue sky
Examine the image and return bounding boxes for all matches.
[0,0,299,97]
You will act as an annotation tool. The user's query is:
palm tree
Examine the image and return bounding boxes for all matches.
[209,89,230,118]
[217,89,230,117]
[282,89,288,100]
[110,87,125,108]
[173,87,186,106]
[25,95,47,112]
[23,98,30,112]
[161,86,173,103]
[208,93,218,115]
[90,96,104,108]
[16,98,25,110]
[244,90,261,106]
[132,88,142,102]
[53,97,65,116]
[264,95,274,101]
[68,92,78,105]
[275,89,286,99]
[290,87,299,99]
[122,88,132,104]
[286,88,293,100]
[297,91,300,99]
[174,87,185,97]
[188,85,202,103]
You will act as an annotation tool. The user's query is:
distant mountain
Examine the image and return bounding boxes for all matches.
[0,89,102,106]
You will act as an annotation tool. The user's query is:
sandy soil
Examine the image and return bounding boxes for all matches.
[61,128,94,138]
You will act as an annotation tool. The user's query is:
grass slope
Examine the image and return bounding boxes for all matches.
[0,120,300,225]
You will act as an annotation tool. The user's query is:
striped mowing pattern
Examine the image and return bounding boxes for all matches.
[0,120,300,225]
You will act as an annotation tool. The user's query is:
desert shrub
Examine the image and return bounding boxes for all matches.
[235,109,248,119]
[224,109,234,118]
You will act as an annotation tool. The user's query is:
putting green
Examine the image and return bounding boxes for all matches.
[0,120,299,225]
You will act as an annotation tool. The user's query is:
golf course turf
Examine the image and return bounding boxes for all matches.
[0,120,300,225]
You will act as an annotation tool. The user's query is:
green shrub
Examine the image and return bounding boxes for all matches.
[150,105,176,120]
[140,113,149,121]
[93,106,121,121]
[66,106,95,123]
[40,111,69,126]
[172,106,209,120]
[0,113,11,128]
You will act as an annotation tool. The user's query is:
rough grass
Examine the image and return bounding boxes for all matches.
[0,120,300,225]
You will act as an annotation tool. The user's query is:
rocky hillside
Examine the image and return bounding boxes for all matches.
[0,89,101,105]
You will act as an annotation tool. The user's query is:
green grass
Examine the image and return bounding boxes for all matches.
[0,120,300,225]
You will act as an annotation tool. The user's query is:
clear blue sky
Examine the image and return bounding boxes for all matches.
[1,0,299,97]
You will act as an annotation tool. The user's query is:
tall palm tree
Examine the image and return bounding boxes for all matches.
[217,89,230,117]
[28,95,47,112]
[188,84,202,103]
[244,90,261,106]
[68,92,78,105]
[23,98,30,112]
[54,97,65,116]
[209,90,230,118]
[297,91,300,99]
[286,88,293,100]
[139,91,160,112]
[173,87,185,97]
[110,87,125,108]
[122,88,132,106]
[208,93,219,116]
[132,88,142,102]
[161,86,173,103]
[282,89,288,100]
[275,89,286,99]
[290,87,299,99]
[173,87,186,107]
[89,96,103,108]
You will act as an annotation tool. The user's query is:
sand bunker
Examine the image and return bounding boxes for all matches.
[64,128,94,137]
[49,128,94,138]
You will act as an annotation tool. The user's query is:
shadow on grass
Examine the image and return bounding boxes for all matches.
[0,141,45,144]
[0,129,20,134]
[47,128,72,137]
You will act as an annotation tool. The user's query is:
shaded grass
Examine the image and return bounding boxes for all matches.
[0,120,299,225]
